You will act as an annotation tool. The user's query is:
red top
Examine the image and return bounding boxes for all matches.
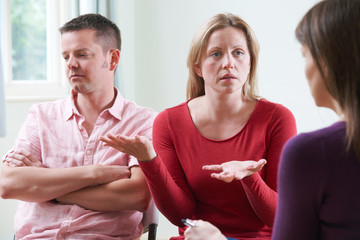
[139,99,297,239]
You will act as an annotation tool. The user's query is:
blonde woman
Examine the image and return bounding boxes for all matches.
[101,13,296,239]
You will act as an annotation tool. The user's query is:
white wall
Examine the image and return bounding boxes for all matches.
[1,0,339,239]
[128,0,337,130]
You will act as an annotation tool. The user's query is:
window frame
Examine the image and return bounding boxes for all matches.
[1,0,69,102]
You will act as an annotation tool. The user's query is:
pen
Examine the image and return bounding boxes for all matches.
[181,218,196,227]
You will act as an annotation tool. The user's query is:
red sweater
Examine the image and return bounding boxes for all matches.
[139,99,296,239]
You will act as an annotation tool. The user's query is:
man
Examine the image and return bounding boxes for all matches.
[0,14,156,240]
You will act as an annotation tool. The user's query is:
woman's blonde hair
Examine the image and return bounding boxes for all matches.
[186,13,260,100]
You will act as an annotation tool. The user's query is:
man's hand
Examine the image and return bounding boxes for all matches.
[202,159,267,183]
[90,164,131,185]
[4,149,45,168]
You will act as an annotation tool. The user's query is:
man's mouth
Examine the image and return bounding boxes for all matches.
[69,74,84,79]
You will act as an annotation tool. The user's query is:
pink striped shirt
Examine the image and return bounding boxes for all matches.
[8,88,157,240]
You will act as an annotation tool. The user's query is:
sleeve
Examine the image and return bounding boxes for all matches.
[3,105,42,165]
[138,110,195,227]
[241,104,297,227]
[272,134,322,240]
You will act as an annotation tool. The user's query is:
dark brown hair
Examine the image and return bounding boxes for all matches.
[296,0,360,160]
[59,13,121,53]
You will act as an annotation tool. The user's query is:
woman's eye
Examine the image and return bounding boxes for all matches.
[234,50,244,56]
[210,52,221,57]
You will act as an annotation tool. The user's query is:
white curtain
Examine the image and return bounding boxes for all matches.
[0,42,6,137]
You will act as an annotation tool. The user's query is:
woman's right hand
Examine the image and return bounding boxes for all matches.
[99,134,157,162]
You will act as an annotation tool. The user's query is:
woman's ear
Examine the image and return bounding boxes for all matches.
[109,49,120,71]
[194,64,203,77]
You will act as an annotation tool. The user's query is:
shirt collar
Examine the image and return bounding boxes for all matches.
[109,87,124,121]
[64,87,124,121]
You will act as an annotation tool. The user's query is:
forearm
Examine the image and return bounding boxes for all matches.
[0,164,96,202]
[241,173,277,227]
[139,157,195,226]
[56,167,151,212]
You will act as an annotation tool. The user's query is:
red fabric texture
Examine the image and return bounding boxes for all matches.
[139,99,296,239]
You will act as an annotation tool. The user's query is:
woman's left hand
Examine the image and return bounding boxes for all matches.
[202,159,267,183]
[99,134,157,161]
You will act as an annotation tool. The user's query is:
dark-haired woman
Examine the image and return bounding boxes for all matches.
[273,0,360,239]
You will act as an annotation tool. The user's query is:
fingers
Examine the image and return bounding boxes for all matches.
[246,159,267,170]
[100,136,119,149]
[210,173,234,183]
[258,158,267,165]
[135,135,149,145]
[99,134,155,161]
[6,150,33,166]
[99,134,131,152]
[203,159,267,182]
[100,134,136,145]
[113,166,131,179]
[202,164,223,171]
[4,158,26,167]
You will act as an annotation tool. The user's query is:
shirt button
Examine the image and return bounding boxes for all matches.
[68,217,73,221]
[86,150,91,155]
[57,234,63,239]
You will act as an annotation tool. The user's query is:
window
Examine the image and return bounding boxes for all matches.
[1,0,69,101]
[11,0,47,81]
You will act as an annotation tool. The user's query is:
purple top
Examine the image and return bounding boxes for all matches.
[273,121,360,240]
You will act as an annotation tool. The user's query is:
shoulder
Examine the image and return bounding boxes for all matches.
[122,99,158,121]
[155,101,188,123]
[283,122,346,161]
[28,98,68,116]
[256,99,294,120]
[279,122,347,188]
[250,99,296,133]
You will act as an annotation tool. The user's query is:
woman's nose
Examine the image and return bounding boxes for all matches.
[223,53,234,69]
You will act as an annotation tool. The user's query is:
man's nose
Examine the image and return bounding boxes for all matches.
[67,56,79,69]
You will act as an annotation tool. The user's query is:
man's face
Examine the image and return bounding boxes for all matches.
[61,29,113,94]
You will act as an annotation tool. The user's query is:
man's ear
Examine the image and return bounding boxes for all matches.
[109,49,120,71]
[194,64,203,77]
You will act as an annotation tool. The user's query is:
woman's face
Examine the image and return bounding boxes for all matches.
[301,45,337,110]
[195,27,251,96]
